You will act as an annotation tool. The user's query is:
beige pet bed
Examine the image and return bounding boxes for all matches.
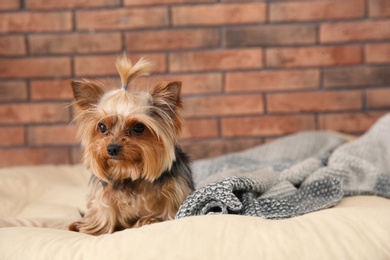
[1,163,390,259]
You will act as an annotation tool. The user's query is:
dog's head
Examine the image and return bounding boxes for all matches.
[70,57,183,182]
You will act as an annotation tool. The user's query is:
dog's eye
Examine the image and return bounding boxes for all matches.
[98,123,108,134]
[132,123,145,135]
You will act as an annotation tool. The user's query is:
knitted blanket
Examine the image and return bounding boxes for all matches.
[176,114,390,219]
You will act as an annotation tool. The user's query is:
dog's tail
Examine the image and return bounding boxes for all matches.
[115,54,153,90]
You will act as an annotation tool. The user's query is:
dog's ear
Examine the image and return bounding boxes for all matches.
[70,80,104,111]
[150,81,182,112]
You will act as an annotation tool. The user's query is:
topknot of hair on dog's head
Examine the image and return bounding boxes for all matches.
[115,54,153,90]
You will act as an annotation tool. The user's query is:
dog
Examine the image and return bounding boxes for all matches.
[68,55,194,235]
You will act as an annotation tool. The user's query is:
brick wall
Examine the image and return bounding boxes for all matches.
[1,0,390,167]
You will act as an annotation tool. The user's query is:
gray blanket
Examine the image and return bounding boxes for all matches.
[176,113,390,219]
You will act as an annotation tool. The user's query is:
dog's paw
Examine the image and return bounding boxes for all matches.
[68,221,81,232]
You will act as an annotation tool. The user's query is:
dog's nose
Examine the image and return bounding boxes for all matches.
[107,144,122,156]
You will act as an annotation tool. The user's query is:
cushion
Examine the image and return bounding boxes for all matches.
[1,164,390,259]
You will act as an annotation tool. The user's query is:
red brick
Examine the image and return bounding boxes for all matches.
[267,91,362,113]
[125,29,219,51]
[225,24,316,47]
[221,0,260,1]
[365,43,390,64]
[270,0,365,22]
[170,49,263,72]
[0,57,71,79]
[177,73,223,95]
[76,7,168,31]
[319,112,386,133]
[71,147,82,164]
[0,148,70,167]
[0,127,25,146]
[0,36,26,56]
[74,55,117,77]
[181,119,219,140]
[125,0,214,6]
[0,103,70,124]
[0,12,72,33]
[366,88,390,108]
[320,20,390,43]
[266,46,362,68]
[183,94,264,117]
[74,54,166,77]
[30,79,73,100]
[172,3,266,26]
[29,33,122,55]
[28,125,78,146]
[0,0,20,10]
[324,66,390,88]
[225,69,320,92]
[26,0,120,9]
[0,81,28,101]
[263,137,278,144]
[133,73,223,95]
[180,138,263,160]
[222,115,315,137]
[369,0,390,17]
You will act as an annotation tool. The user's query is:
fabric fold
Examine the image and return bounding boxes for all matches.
[176,114,390,219]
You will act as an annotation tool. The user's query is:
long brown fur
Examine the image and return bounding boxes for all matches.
[69,56,194,235]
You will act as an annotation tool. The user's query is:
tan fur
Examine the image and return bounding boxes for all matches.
[69,175,192,234]
[69,56,193,235]
[115,54,153,89]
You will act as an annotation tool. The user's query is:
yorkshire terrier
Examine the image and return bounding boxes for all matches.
[68,55,194,235]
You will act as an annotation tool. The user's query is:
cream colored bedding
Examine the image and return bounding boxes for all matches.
[1,164,390,259]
